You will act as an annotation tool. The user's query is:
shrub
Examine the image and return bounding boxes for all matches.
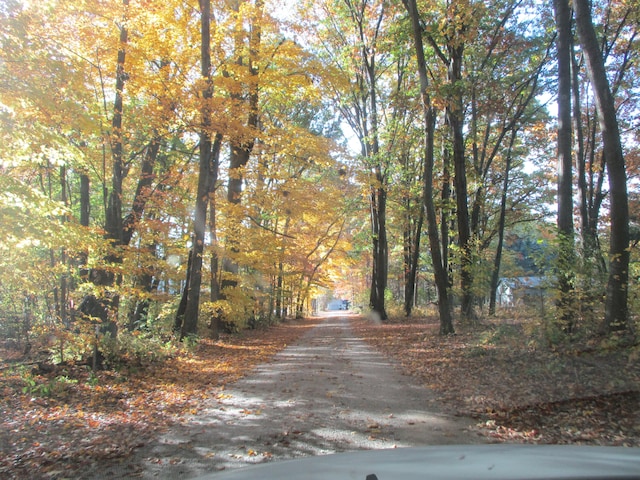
[99,330,176,368]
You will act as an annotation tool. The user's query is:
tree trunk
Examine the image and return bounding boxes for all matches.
[366,36,388,321]
[554,0,575,331]
[174,249,193,334]
[403,0,454,334]
[275,264,284,318]
[489,130,517,315]
[404,197,424,317]
[78,172,90,281]
[403,208,412,316]
[573,0,629,333]
[180,0,214,338]
[222,0,262,293]
[59,165,68,325]
[576,49,607,276]
[80,0,130,345]
[369,184,388,320]
[80,173,90,228]
[105,0,129,249]
[122,136,160,245]
[441,141,453,307]
[446,42,474,323]
[208,133,223,339]
[572,38,589,257]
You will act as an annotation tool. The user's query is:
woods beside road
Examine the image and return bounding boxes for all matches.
[352,316,640,445]
[2,0,639,477]
[2,313,639,479]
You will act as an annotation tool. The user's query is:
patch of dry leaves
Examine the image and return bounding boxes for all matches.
[351,315,640,446]
[0,317,323,479]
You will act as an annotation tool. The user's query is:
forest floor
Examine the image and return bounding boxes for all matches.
[0,317,325,479]
[0,312,639,479]
[351,314,640,446]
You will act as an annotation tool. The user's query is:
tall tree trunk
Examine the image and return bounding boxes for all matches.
[77,171,91,286]
[274,216,291,319]
[174,250,193,334]
[123,137,162,330]
[275,264,284,318]
[366,36,388,321]
[59,165,68,326]
[403,204,413,315]
[208,133,223,339]
[179,0,214,338]
[587,135,608,275]
[122,136,160,243]
[489,130,517,315]
[446,43,474,322]
[403,0,454,334]
[441,141,453,307]
[572,39,589,257]
[80,173,90,228]
[404,196,424,317]
[554,0,575,331]
[80,0,130,346]
[575,49,607,276]
[369,183,388,320]
[222,0,262,292]
[104,0,130,250]
[573,0,629,333]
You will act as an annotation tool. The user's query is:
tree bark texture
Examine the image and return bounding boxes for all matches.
[180,0,214,338]
[403,0,454,334]
[403,197,424,317]
[554,0,576,331]
[369,184,388,320]
[446,43,474,323]
[573,0,630,332]
[365,10,388,321]
[208,133,223,339]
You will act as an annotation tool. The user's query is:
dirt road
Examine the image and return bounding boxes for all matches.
[96,314,482,478]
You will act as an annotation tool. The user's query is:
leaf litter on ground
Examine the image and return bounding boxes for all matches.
[0,317,323,479]
[351,314,640,446]
[2,313,638,479]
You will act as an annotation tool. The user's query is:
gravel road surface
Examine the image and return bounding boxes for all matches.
[97,314,482,478]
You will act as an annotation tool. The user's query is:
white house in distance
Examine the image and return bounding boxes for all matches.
[497,276,546,308]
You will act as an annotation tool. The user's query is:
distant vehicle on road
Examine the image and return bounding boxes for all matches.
[326,299,350,311]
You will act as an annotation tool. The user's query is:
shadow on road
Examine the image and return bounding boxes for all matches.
[98,314,482,479]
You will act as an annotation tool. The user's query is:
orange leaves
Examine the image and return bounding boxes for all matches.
[86,418,102,429]
[240,408,262,415]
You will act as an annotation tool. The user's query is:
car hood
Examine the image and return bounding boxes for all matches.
[200,445,640,480]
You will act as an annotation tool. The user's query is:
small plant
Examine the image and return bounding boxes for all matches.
[21,374,37,394]
[478,324,521,346]
[181,333,200,350]
[466,345,491,358]
[100,329,178,368]
[46,328,94,365]
[21,374,51,397]
[86,372,99,387]
[55,375,78,385]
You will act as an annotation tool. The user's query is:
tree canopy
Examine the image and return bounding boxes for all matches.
[0,0,638,361]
